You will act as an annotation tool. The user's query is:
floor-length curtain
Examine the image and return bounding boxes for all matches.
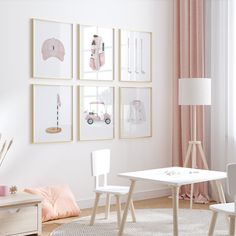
[210,0,236,201]
[227,0,236,165]
[210,0,228,174]
[173,0,209,202]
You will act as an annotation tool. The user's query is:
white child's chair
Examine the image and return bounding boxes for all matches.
[208,163,236,236]
[89,149,136,227]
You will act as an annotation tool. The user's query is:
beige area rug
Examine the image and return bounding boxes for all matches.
[50,208,228,236]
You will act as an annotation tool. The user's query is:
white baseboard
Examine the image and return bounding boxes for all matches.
[77,187,171,209]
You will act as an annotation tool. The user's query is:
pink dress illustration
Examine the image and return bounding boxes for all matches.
[89,35,105,71]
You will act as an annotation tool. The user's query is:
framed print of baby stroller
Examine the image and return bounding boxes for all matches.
[79,86,114,140]
[119,87,152,138]
[79,25,114,81]
[119,29,152,82]
[32,85,73,143]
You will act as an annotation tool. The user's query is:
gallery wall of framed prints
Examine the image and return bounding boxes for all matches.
[31,18,152,143]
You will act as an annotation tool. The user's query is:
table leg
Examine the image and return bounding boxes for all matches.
[229,216,235,236]
[190,184,194,209]
[215,180,226,203]
[130,199,136,223]
[118,179,136,236]
[172,186,180,236]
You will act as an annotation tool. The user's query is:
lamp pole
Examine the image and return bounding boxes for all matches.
[192,105,197,169]
[183,104,209,208]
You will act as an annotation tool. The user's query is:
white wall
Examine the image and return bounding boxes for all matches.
[0,0,173,208]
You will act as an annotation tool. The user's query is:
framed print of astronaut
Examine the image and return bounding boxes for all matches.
[79,86,114,140]
[33,19,73,79]
[33,85,73,143]
[79,25,114,81]
[119,87,152,138]
[119,30,152,82]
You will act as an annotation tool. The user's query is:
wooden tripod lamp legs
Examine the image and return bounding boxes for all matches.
[184,141,209,209]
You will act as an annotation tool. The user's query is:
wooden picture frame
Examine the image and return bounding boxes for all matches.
[33,84,73,143]
[119,87,152,138]
[79,86,114,140]
[119,29,152,82]
[79,25,114,81]
[33,19,73,79]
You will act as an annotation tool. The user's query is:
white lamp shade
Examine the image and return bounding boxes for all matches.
[178,78,211,105]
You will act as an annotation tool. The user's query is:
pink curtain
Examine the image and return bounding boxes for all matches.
[173,0,209,203]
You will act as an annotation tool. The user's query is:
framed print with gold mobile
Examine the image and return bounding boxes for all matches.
[119,87,152,139]
[33,19,73,79]
[79,25,114,81]
[119,29,152,82]
[79,86,114,141]
[33,85,73,143]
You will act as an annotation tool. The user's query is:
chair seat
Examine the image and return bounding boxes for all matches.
[210,202,236,215]
[94,185,130,195]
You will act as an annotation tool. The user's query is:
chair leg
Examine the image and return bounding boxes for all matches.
[208,211,218,236]
[229,216,235,236]
[130,199,136,223]
[116,195,121,228]
[89,193,101,226]
[105,193,110,219]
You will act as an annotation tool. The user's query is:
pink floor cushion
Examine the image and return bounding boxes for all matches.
[24,185,81,222]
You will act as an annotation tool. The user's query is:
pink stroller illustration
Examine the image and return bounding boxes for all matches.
[89,35,105,71]
[85,101,111,125]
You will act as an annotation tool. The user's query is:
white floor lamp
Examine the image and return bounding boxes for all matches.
[178,78,211,208]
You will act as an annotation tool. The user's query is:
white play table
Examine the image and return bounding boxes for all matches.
[118,167,227,236]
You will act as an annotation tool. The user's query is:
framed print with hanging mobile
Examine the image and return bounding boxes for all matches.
[119,29,152,82]
[33,19,73,79]
[33,85,73,143]
[79,25,114,81]
[119,87,152,138]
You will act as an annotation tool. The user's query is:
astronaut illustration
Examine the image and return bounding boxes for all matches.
[89,35,105,71]
[128,100,146,124]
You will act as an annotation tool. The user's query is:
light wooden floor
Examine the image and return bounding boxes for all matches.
[42,196,211,236]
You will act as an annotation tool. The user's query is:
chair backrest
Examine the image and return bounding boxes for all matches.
[91,149,110,188]
[227,163,236,197]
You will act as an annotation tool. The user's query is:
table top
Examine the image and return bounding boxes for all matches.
[118,167,227,186]
[0,192,42,207]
